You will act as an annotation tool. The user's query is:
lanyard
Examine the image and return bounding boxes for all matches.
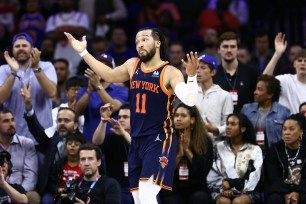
[78,175,101,196]
[223,68,238,90]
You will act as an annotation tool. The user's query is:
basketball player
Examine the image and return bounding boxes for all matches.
[64,27,199,204]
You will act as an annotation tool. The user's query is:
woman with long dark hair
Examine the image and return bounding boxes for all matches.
[207,113,263,204]
[160,103,213,204]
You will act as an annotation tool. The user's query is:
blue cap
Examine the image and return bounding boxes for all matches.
[97,53,115,68]
[12,32,33,46]
[199,54,218,70]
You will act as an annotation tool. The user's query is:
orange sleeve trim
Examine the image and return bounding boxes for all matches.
[160,66,171,96]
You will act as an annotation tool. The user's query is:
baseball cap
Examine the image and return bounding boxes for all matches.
[0,151,11,162]
[12,32,33,46]
[199,54,218,70]
[97,53,115,68]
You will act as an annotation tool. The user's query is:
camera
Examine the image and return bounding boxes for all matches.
[59,179,85,204]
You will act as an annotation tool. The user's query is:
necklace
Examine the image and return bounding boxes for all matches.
[285,143,300,166]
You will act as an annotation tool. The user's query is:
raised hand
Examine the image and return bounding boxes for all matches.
[85,68,101,88]
[181,51,199,77]
[4,51,19,73]
[100,103,114,118]
[274,32,287,55]
[31,48,41,68]
[64,32,87,53]
[20,81,32,110]
[109,119,126,136]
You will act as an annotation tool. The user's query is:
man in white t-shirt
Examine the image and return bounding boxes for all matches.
[263,32,306,113]
[45,0,89,75]
[196,54,233,142]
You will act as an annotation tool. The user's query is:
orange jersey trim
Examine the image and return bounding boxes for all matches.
[162,96,174,139]
[130,187,139,192]
[141,61,169,73]
[130,58,141,79]
[138,177,173,191]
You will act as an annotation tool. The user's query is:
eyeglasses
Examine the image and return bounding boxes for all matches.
[57,118,72,123]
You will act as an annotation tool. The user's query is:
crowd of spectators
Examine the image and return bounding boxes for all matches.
[0,0,306,203]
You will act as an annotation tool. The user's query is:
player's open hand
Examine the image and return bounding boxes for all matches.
[181,51,199,77]
[64,32,87,53]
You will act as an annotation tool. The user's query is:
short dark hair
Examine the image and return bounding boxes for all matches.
[53,58,69,67]
[284,113,306,132]
[218,32,240,48]
[120,103,130,111]
[79,143,102,161]
[257,74,281,102]
[66,132,86,145]
[300,102,306,112]
[294,49,306,61]
[91,36,107,44]
[0,108,12,115]
[58,107,78,123]
[138,27,167,60]
[65,76,84,90]
[254,30,269,39]
[227,113,257,145]
[169,41,185,51]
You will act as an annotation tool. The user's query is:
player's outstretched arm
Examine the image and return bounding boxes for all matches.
[64,32,130,82]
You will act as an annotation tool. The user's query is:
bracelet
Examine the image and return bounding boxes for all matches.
[11,72,21,80]
[96,84,103,91]
[79,49,88,57]
[101,117,110,122]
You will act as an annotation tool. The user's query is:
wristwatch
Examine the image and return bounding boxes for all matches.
[96,84,104,90]
[33,67,42,73]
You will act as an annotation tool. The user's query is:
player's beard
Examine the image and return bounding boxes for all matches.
[139,47,156,62]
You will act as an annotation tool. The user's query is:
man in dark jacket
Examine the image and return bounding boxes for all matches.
[21,82,81,197]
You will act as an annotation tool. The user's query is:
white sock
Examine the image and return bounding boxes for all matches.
[132,191,141,204]
[138,175,161,204]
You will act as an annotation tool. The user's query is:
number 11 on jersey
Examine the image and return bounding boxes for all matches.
[136,93,147,113]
